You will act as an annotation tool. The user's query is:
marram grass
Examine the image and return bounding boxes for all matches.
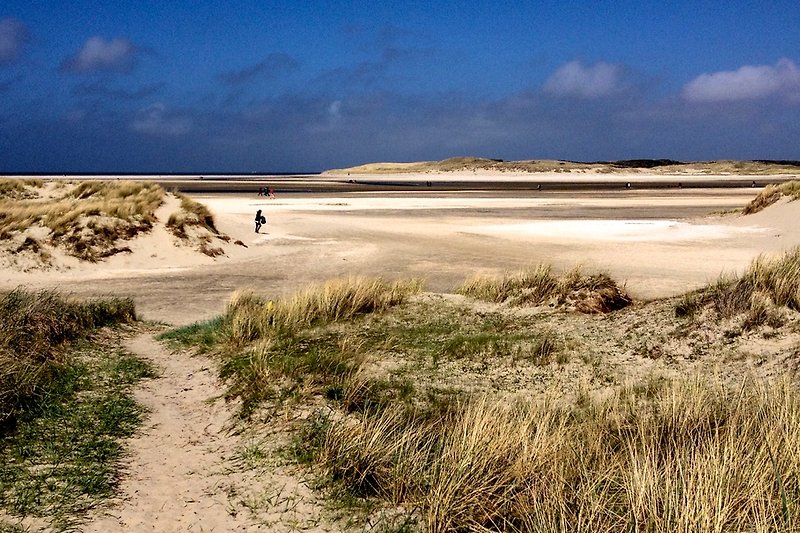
[0,288,136,424]
[316,378,800,532]
[743,180,800,215]
[458,265,631,313]
[676,247,800,324]
[226,277,423,343]
[0,180,164,261]
[161,277,422,414]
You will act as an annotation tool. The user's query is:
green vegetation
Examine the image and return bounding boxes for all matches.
[0,289,152,531]
[0,180,164,261]
[162,277,422,415]
[743,180,800,214]
[1,288,136,423]
[458,265,632,313]
[165,259,800,531]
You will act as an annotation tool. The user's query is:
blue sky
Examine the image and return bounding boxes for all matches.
[1,1,799,172]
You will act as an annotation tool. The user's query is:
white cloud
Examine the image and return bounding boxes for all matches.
[543,60,627,98]
[61,36,138,73]
[0,17,29,64]
[131,104,191,136]
[682,58,800,102]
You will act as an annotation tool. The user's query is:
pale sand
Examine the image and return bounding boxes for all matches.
[84,333,331,532]
[3,179,800,531]
[1,185,795,325]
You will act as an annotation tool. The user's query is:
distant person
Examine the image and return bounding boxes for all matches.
[752,180,757,188]
[268,186,276,199]
[255,209,266,233]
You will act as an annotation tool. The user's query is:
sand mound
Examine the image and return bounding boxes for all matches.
[0,180,239,272]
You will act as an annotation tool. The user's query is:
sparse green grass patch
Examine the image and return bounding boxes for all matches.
[158,316,225,354]
[0,289,152,531]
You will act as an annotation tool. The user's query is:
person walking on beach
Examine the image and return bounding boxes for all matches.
[255,209,265,233]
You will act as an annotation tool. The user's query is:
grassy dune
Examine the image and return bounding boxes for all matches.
[326,157,800,175]
[676,247,800,325]
[743,180,800,215]
[0,289,152,531]
[0,179,230,264]
[166,193,230,257]
[166,253,800,531]
[0,179,164,262]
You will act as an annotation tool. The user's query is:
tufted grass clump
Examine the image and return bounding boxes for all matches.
[0,288,136,425]
[458,265,631,313]
[743,180,800,215]
[225,277,423,344]
[676,248,800,325]
[162,277,422,415]
[313,378,800,532]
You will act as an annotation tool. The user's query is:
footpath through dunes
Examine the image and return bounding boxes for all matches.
[85,332,334,532]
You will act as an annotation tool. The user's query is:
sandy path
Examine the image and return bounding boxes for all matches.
[85,333,332,532]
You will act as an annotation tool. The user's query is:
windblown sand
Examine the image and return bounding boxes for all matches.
[2,182,796,325]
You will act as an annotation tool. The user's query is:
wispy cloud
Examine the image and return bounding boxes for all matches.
[543,60,628,98]
[0,17,29,64]
[73,80,164,100]
[682,58,800,102]
[61,36,139,73]
[217,52,298,85]
[130,103,191,136]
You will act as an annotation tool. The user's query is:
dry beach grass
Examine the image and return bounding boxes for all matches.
[162,249,800,531]
[3,174,800,530]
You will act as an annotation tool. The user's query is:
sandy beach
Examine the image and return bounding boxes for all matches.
[2,174,797,325]
[4,172,800,531]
